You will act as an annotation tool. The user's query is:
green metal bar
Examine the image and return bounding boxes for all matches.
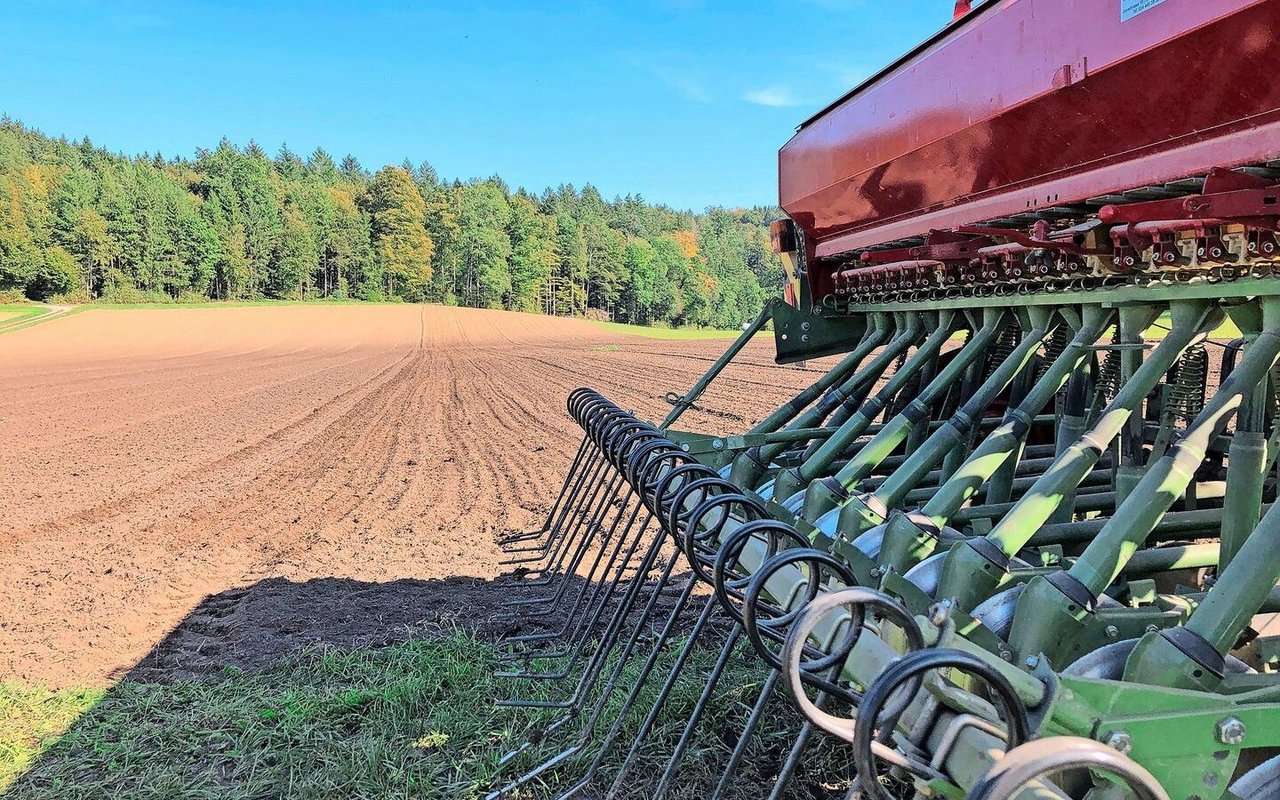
[733,314,896,479]
[1220,378,1269,571]
[1121,542,1220,576]
[1113,305,1154,506]
[761,312,942,500]
[659,304,771,430]
[984,301,1215,558]
[799,309,1007,521]
[865,309,1056,522]
[1027,506,1240,547]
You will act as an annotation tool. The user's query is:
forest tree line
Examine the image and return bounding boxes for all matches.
[0,118,783,328]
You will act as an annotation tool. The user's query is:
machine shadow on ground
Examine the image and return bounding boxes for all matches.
[4,573,591,799]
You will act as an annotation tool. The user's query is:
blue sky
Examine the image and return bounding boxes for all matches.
[3,1,948,211]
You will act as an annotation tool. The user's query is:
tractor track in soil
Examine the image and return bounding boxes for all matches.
[0,304,827,688]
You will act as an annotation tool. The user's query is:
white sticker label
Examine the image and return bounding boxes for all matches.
[1121,0,1167,21]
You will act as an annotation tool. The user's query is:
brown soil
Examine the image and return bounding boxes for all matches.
[0,305,826,687]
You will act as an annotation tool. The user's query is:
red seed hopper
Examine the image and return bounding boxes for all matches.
[778,0,1280,306]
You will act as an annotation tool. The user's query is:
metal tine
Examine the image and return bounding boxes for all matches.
[500,391,615,555]
[491,550,703,796]
[495,507,659,672]
[503,467,632,607]
[566,497,780,797]
[499,434,609,561]
[517,462,723,664]
[499,460,708,663]
[490,457,736,792]
[636,543,858,800]
[492,442,700,706]
[500,413,644,579]
[503,426,666,608]
[498,458,656,662]
[519,418,660,578]
[500,394,630,559]
[496,450,685,659]
[499,387,598,550]
[499,413,626,566]
[499,432,593,549]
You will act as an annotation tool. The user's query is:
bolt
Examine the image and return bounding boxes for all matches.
[1025,656,1040,670]
[801,321,811,331]
[928,600,953,627]
[1146,624,1159,634]
[868,568,882,579]
[1104,731,1134,754]
[1216,717,1246,746]
[1105,625,1120,639]
[711,439,724,451]
[1000,650,1013,662]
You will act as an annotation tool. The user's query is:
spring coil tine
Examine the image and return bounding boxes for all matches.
[566,387,601,421]
[608,421,658,469]
[678,487,764,554]
[610,425,661,468]
[574,400,612,441]
[741,548,858,671]
[676,491,766,582]
[966,737,1170,800]
[616,431,669,481]
[853,648,1032,800]
[586,407,629,450]
[565,388,596,423]
[643,459,710,518]
[781,587,925,740]
[711,520,811,622]
[622,436,679,488]
[650,463,718,528]
[665,477,744,547]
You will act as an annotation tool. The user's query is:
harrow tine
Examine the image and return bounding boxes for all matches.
[495,517,663,675]
[500,457,709,662]
[501,438,624,571]
[499,432,593,548]
[501,392,618,556]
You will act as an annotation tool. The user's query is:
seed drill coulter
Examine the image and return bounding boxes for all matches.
[489,2,1280,797]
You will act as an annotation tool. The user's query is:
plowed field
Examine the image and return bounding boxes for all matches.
[0,305,822,688]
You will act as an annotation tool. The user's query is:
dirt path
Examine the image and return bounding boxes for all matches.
[0,305,823,687]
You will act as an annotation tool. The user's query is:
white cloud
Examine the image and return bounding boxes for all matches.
[742,86,803,108]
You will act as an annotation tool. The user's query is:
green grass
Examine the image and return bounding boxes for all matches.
[591,321,750,340]
[0,304,64,335]
[0,684,104,790]
[1,632,848,800]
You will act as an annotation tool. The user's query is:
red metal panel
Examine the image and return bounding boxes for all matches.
[779,0,1280,274]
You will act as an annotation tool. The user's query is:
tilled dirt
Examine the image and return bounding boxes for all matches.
[0,305,827,687]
